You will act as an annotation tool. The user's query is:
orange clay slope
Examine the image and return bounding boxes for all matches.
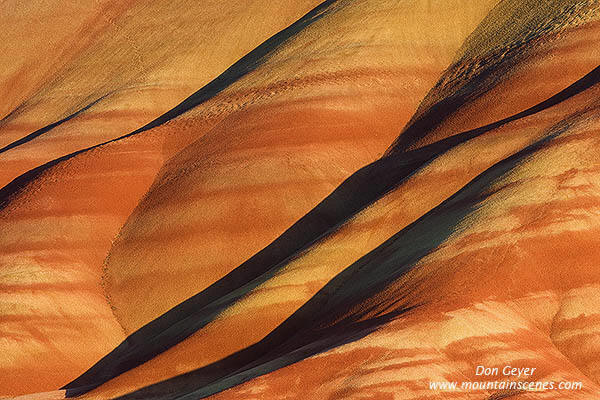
[102,0,501,335]
[59,0,600,399]
[0,0,500,396]
[3,0,600,399]
[0,0,501,396]
[0,0,325,395]
[0,0,324,187]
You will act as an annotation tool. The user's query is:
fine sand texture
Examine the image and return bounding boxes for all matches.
[2,1,600,399]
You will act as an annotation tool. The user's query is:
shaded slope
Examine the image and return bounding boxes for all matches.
[68,63,600,399]
[0,0,497,396]
[68,4,600,397]
[114,104,600,400]
[0,1,333,396]
[4,1,600,399]
[386,0,599,153]
[103,0,501,335]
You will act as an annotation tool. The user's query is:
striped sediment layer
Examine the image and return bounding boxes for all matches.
[1,0,600,399]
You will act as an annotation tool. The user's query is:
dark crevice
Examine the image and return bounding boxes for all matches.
[63,65,599,397]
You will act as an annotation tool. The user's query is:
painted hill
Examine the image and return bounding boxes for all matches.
[1,0,599,399]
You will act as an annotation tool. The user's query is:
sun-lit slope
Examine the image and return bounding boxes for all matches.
[63,2,600,400]
[183,11,600,400]
[115,40,600,400]
[0,1,327,397]
[0,0,135,120]
[86,76,600,400]
[0,0,324,187]
[3,0,494,397]
[387,0,600,153]
[4,1,600,400]
[215,97,600,400]
[0,0,499,396]
[103,0,500,336]
[0,137,163,396]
